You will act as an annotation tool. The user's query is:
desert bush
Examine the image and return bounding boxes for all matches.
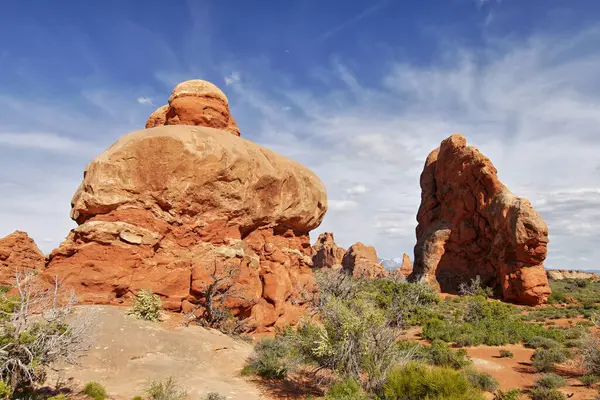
[146,377,187,400]
[0,272,94,395]
[459,276,494,298]
[422,340,471,369]
[325,377,367,400]
[526,336,560,349]
[0,381,10,400]
[83,381,107,400]
[528,387,566,400]
[493,389,521,400]
[382,363,485,400]
[128,289,162,321]
[204,393,226,400]
[580,374,598,387]
[465,368,499,392]
[535,373,567,389]
[499,349,514,358]
[531,348,567,372]
[242,337,297,379]
[132,396,143,400]
[365,280,438,328]
[581,334,600,375]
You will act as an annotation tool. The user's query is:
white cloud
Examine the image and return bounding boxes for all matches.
[228,27,600,268]
[345,185,369,195]
[224,71,241,86]
[137,96,153,105]
[0,132,95,153]
[328,200,359,212]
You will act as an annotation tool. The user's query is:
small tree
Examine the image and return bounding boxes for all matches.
[0,272,94,394]
[185,261,254,333]
[127,289,162,321]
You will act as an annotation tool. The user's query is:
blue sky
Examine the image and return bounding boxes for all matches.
[1,0,600,269]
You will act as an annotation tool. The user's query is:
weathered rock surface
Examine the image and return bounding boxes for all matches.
[410,134,551,306]
[393,253,413,278]
[145,80,240,136]
[312,232,345,270]
[0,231,45,284]
[547,269,600,281]
[44,124,327,331]
[342,242,388,279]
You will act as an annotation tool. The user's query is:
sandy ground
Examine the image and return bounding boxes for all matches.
[53,305,267,400]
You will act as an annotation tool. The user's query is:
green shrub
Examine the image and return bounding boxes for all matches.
[0,381,11,400]
[128,289,162,321]
[204,393,226,400]
[146,377,187,400]
[493,389,521,400]
[382,363,485,400]
[83,381,107,400]
[422,340,471,369]
[465,368,499,392]
[580,374,598,387]
[325,378,367,400]
[242,337,296,379]
[526,336,560,349]
[132,397,143,400]
[535,373,567,389]
[529,387,566,400]
[499,349,514,358]
[581,334,600,375]
[531,348,567,372]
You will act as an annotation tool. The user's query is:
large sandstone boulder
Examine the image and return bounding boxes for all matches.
[312,232,345,270]
[0,231,45,285]
[44,124,327,331]
[410,134,551,306]
[342,242,387,279]
[145,80,240,136]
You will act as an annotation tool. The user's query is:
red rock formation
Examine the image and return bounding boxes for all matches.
[0,231,45,285]
[45,84,327,331]
[312,232,345,270]
[393,253,413,278]
[342,242,387,279]
[410,134,551,305]
[145,80,240,136]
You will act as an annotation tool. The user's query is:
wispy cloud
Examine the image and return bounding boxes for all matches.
[319,1,390,41]
[0,132,97,153]
[136,96,153,105]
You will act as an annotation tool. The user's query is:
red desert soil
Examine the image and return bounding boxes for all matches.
[467,344,599,399]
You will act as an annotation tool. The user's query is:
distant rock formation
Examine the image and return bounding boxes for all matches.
[547,269,600,281]
[312,232,345,270]
[0,231,45,285]
[393,253,413,278]
[44,80,327,332]
[410,134,551,306]
[342,242,388,279]
[145,80,240,136]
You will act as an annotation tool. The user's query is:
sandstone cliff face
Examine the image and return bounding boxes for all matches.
[410,134,551,306]
[44,81,327,331]
[145,80,240,136]
[312,232,345,270]
[0,231,45,285]
[342,242,388,279]
[547,270,600,281]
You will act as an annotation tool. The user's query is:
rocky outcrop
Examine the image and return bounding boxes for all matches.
[0,231,45,285]
[145,80,240,136]
[547,270,600,281]
[44,81,327,331]
[393,253,413,278]
[342,242,387,279]
[312,232,345,270]
[410,134,551,306]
